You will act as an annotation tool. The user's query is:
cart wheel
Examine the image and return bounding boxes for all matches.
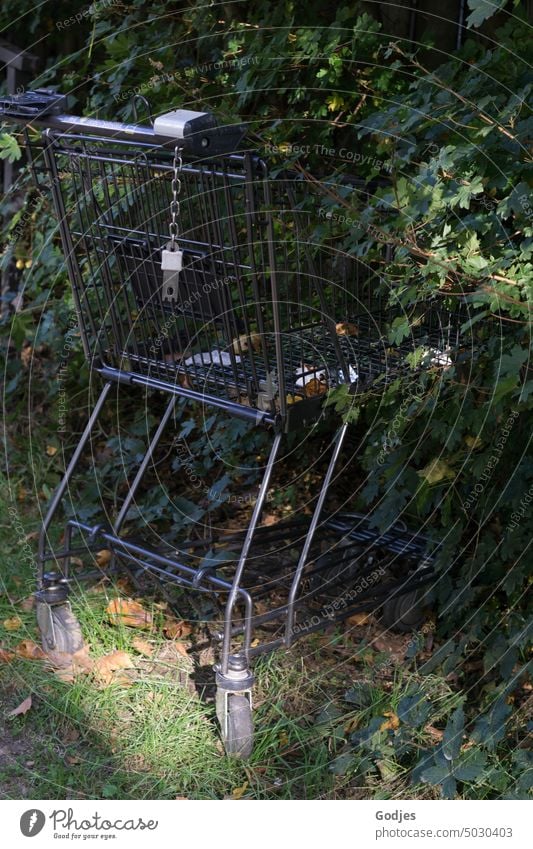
[223,695,254,759]
[36,601,84,654]
[381,588,426,633]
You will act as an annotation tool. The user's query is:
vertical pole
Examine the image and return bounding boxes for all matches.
[285,422,349,645]
[220,430,283,673]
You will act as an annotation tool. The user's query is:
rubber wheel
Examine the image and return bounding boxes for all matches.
[381,588,426,633]
[36,601,84,654]
[224,695,254,759]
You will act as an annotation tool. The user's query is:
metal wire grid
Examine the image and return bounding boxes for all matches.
[41,132,463,424]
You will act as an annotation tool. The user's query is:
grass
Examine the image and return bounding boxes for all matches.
[0,474,526,800]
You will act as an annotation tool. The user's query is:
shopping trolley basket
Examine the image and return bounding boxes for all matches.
[1,90,463,757]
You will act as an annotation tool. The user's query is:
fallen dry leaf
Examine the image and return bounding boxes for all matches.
[336,321,358,337]
[346,612,373,627]
[62,727,80,744]
[162,618,191,640]
[425,725,444,742]
[3,616,23,631]
[14,640,46,660]
[106,598,153,630]
[262,514,278,527]
[93,650,135,686]
[19,596,35,612]
[131,636,154,657]
[47,645,94,683]
[173,641,189,658]
[8,695,32,717]
[46,445,58,457]
[0,647,15,663]
[380,711,400,732]
[96,549,112,567]
[231,781,249,800]
[303,377,328,397]
[20,347,33,368]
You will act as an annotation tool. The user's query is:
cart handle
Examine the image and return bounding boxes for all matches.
[0,88,247,155]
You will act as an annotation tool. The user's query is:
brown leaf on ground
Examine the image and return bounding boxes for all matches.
[116,577,135,593]
[19,596,35,612]
[62,727,80,744]
[3,616,23,631]
[0,647,15,663]
[106,598,153,630]
[425,725,444,742]
[20,347,33,368]
[8,695,32,717]
[346,612,373,627]
[336,321,358,337]
[14,640,46,660]
[303,377,328,397]
[380,711,400,732]
[131,637,155,657]
[162,618,191,640]
[46,645,94,683]
[173,642,189,658]
[93,650,135,686]
[262,514,278,527]
[46,445,58,457]
[96,549,112,567]
[231,781,249,800]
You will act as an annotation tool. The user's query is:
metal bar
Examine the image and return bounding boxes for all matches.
[37,382,112,585]
[285,422,349,645]
[42,132,96,364]
[97,365,278,426]
[220,431,283,672]
[113,395,177,534]
[263,170,287,412]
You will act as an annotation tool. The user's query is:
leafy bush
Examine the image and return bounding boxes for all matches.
[1,0,530,797]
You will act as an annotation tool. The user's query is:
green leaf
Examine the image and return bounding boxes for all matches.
[0,133,22,162]
[442,707,464,761]
[421,764,450,784]
[397,693,431,728]
[329,752,354,775]
[466,0,506,29]
[345,682,374,708]
[453,750,488,782]
[441,775,457,799]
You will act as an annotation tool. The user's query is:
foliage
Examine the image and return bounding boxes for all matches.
[0,0,531,798]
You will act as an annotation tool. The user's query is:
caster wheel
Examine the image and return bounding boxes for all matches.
[36,601,84,654]
[223,695,254,760]
[381,588,426,633]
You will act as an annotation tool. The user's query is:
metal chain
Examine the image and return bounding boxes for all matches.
[169,144,183,251]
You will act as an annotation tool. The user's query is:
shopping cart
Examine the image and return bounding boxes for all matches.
[1,90,462,757]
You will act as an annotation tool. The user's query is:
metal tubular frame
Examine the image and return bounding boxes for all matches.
[0,95,450,740]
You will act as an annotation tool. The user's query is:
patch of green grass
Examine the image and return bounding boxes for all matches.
[0,474,526,800]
